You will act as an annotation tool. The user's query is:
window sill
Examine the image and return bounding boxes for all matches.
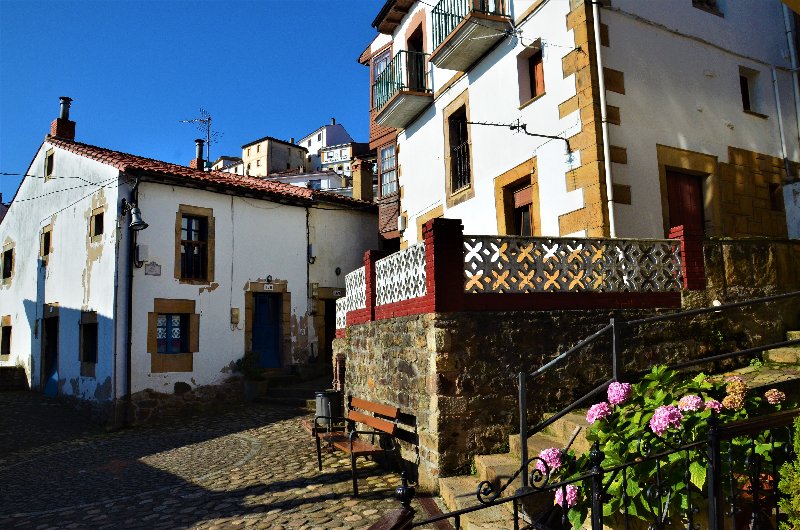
[177,278,212,285]
[743,109,768,120]
[447,185,475,208]
[0,355,10,362]
[519,92,546,110]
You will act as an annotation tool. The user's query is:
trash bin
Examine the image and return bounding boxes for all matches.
[315,389,342,426]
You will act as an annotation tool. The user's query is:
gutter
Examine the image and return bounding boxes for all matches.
[592,1,617,237]
[772,66,792,179]
[124,177,140,425]
[784,4,800,180]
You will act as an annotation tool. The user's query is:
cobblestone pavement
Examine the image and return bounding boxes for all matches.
[0,392,436,529]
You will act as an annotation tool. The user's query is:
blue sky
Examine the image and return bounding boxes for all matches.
[0,0,380,201]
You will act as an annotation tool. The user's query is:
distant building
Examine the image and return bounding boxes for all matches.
[210,156,242,172]
[298,119,354,171]
[241,136,308,177]
[321,142,371,178]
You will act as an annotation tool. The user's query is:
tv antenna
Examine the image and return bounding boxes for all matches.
[179,108,223,165]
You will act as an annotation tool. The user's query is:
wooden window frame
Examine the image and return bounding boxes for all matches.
[443,89,474,208]
[174,205,215,284]
[147,298,199,373]
[517,40,545,107]
[90,208,105,241]
[40,225,53,265]
[379,144,398,197]
[44,149,55,181]
[494,157,540,236]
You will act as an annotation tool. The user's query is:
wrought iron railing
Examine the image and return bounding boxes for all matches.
[375,244,427,306]
[464,236,684,293]
[372,50,431,112]
[431,0,510,51]
[451,138,470,192]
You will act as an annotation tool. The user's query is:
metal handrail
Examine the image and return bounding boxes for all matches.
[431,0,510,51]
[372,50,430,112]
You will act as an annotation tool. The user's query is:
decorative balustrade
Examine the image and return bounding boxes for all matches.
[431,0,510,51]
[345,266,366,309]
[335,297,348,330]
[375,243,427,306]
[372,50,431,112]
[463,236,683,293]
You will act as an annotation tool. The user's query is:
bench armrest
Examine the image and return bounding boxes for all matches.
[313,415,347,430]
[349,429,397,451]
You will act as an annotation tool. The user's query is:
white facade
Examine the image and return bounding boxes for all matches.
[298,123,355,171]
[0,133,377,415]
[369,0,799,244]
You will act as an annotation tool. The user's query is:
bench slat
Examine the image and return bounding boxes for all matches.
[348,409,398,436]
[350,397,399,419]
[319,433,382,455]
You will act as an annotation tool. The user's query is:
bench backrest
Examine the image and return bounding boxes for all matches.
[348,397,399,436]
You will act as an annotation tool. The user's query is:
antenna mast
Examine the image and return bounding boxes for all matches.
[179,108,223,166]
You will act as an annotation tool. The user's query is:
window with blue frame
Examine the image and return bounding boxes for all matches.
[156,314,188,354]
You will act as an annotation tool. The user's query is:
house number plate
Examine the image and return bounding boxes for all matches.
[263,283,274,291]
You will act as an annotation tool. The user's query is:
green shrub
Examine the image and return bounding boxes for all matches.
[779,417,800,529]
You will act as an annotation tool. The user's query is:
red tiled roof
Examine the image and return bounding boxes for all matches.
[45,136,374,208]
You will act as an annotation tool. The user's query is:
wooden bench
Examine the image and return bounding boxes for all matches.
[312,397,400,496]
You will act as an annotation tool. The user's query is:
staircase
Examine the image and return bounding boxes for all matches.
[435,329,800,530]
[0,366,28,391]
[256,374,328,410]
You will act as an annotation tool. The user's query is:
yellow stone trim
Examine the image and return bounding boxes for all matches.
[416,205,444,242]
[494,156,540,235]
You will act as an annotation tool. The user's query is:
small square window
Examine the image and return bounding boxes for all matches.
[256,144,260,153]
[45,150,55,180]
[739,66,761,114]
[80,313,98,364]
[317,133,321,141]
[256,159,261,167]
[1,325,11,357]
[91,210,104,238]
[156,313,189,354]
[1,248,13,280]
[41,227,52,261]
[517,41,544,105]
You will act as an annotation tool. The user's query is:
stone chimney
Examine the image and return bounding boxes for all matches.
[189,139,205,170]
[331,117,336,125]
[50,97,75,141]
[351,157,374,202]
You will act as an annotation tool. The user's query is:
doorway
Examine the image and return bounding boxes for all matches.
[321,299,337,368]
[252,293,281,368]
[407,26,425,92]
[666,170,705,232]
[41,316,59,396]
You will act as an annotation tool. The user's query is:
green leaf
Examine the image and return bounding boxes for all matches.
[567,507,584,529]
[689,460,706,489]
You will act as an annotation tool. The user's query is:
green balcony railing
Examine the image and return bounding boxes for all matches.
[431,0,510,51]
[372,50,431,112]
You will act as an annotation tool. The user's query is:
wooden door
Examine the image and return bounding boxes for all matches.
[253,293,281,368]
[666,170,704,232]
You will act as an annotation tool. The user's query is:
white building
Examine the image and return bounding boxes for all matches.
[0,99,378,422]
[298,119,355,171]
[363,0,800,246]
[320,142,371,178]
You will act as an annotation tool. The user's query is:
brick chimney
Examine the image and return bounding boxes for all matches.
[50,97,75,141]
[351,157,374,202]
[189,139,205,170]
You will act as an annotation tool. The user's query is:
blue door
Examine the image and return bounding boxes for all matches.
[252,293,281,368]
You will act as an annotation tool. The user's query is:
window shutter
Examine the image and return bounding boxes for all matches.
[147,313,157,353]
[513,185,533,208]
[188,313,200,353]
[534,55,545,96]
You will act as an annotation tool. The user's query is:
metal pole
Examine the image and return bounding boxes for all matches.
[590,441,605,530]
[610,317,620,381]
[706,415,722,530]
[519,372,529,489]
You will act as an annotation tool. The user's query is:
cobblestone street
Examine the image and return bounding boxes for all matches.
[0,392,432,529]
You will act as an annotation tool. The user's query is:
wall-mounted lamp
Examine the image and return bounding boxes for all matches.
[335,267,342,276]
[266,275,273,283]
[121,198,149,231]
[307,243,316,265]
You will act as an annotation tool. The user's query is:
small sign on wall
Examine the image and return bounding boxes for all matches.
[263,283,274,291]
[145,262,162,276]
[333,289,342,297]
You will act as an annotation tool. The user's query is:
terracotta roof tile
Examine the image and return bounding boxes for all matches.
[46,136,373,208]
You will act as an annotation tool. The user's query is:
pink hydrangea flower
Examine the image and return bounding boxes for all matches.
[677,394,704,412]
[554,484,580,508]
[705,399,723,413]
[607,382,632,406]
[586,402,612,424]
[649,405,683,437]
[764,389,786,405]
[535,447,562,474]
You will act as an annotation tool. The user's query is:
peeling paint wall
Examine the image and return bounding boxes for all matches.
[0,141,120,404]
[130,183,377,394]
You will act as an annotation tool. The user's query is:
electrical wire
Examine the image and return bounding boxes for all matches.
[38,178,121,223]
[11,176,119,204]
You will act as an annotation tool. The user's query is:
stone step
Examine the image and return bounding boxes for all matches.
[474,453,555,517]
[787,330,800,341]
[438,475,518,529]
[0,366,28,392]
[510,411,590,459]
[765,347,800,364]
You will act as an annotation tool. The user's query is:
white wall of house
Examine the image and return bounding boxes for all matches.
[393,0,580,243]
[604,0,799,237]
[0,142,121,404]
[787,182,800,239]
[299,124,355,171]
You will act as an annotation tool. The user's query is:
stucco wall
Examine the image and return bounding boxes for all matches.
[0,141,121,409]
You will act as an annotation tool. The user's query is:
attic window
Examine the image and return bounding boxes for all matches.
[45,149,55,180]
[1,247,13,281]
[91,209,104,239]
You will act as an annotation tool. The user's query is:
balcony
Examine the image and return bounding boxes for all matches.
[430,0,512,72]
[373,50,433,129]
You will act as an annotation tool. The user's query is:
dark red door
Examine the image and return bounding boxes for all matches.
[666,170,704,232]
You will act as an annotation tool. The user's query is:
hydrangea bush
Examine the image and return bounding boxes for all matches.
[539,365,791,528]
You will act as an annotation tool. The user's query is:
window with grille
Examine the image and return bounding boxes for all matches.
[380,145,397,196]
[156,314,188,354]
[448,107,470,192]
[180,215,208,280]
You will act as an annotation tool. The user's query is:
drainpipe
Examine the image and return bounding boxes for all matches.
[592,1,616,237]
[124,178,140,425]
[110,190,121,430]
[784,4,800,180]
[773,67,791,178]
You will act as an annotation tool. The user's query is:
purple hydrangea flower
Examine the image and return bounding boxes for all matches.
[677,394,704,412]
[764,389,786,405]
[554,484,580,508]
[586,402,612,424]
[649,405,683,437]
[705,399,723,413]
[607,382,632,406]
[535,447,562,474]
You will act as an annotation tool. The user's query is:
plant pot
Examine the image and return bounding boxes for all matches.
[243,379,268,402]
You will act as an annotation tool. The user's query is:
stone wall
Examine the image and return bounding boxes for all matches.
[336,239,800,492]
[130,377,245,425]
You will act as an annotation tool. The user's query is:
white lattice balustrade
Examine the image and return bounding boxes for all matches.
[375,243,427,306]
[463,236,683,293]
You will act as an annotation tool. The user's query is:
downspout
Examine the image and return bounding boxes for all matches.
[124,177,140,425]
[784,4,800,171]
[109,179,121,429]
[592,1,617,237]
[773,67,791,178]
[305,205,312,363]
